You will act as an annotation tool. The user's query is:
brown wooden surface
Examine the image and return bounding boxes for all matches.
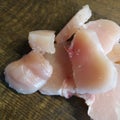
[0,0,120,120]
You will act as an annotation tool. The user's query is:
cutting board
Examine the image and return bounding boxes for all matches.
[0,0,120,120]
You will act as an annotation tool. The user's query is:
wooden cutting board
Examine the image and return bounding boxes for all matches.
[0,0,120,120]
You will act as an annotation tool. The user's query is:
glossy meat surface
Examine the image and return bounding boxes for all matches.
[68,29,117,94]
[88,65,120,120]
[56,5,92,43]
[5,51,53,94]
[86,19,120,54]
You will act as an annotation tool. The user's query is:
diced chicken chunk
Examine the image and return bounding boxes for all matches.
[28,30,55,54]
[56,5,92,43]
[4,51,53,94]
[68,29,117,94]
[86,19,120,54]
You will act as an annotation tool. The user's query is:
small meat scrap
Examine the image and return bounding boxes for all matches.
[29,30,55,54]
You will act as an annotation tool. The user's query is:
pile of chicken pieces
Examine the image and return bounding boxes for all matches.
[4,5,120,120]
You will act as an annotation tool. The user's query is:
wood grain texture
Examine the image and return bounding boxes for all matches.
[0,0,120,120]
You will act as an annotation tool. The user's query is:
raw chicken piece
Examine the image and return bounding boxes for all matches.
[39,43,97,101]
[56,5,92,43]
[28,30,55,54]
[108,43,120,63]
[86,19,120,54]
[39,43,75,98]
[4,51,53,94]
[68,29,117,94]
[88,64,120,120]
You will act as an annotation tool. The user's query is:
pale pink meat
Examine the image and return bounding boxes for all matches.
[4,5,120,120]
[28,30,55,54]
[56,5,92,43]
[88,64,120,120]
[39,43,75,98]
[68,29,117,94]
[4,51,53,94]
[86,19,120,54]
[108,43,120,63]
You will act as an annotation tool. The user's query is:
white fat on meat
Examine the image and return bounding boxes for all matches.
[88,64,120,120]
[56,4,92,43]
[28,30,55,54]
[39,43,75,98]
[68,29,117,94]
[86,19,120,54]
[4,51,53,94]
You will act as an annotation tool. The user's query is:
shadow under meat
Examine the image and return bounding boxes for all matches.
[67,96,91,120]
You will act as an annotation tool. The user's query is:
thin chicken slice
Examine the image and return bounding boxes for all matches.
[56,5,92,43]
[108,43,120,63]
[28,30,55,54]
[86,19,120,54]
[68,29,117,94]
[39,43,75,98]
[88,64,120,120]
[4,51,53,94]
